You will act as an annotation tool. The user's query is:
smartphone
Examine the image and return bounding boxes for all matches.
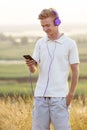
[23,55,37,63]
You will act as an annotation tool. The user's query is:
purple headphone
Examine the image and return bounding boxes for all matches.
[52,9,61,26]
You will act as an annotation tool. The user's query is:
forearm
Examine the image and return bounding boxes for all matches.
[69,65,79,96]
[66,64,79,106]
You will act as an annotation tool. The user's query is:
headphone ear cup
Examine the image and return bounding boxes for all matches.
[54,18,61,26]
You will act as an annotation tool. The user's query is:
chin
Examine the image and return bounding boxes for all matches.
[47,31,52,35]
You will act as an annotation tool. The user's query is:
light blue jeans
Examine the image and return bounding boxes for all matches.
[32,97,71,130]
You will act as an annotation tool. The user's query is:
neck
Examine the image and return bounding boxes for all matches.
[48,30,63,40]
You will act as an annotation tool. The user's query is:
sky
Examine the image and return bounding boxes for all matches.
[0,0,87,25]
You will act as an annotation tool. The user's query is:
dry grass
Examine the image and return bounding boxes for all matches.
[0,96,33,130]
[70,99,87,130]
[0,96,87,130]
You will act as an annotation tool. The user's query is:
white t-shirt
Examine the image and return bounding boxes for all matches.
[32,34,80,97]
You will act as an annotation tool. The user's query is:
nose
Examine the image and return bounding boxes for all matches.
[43,26,47,32]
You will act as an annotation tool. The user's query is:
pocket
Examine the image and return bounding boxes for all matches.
[35,97,43,101]
[34,97,43,107]
[63,97,68,108]
[33,97,43,118]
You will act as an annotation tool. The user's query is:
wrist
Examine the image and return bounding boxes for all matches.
[29,65,37,73]
[68,92,74,96]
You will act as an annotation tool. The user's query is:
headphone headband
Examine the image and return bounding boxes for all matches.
[52,9,61,26]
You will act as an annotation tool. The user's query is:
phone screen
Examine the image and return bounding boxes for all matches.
[23,55,34,60]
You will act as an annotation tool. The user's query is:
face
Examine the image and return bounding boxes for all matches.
[40,17,57,36]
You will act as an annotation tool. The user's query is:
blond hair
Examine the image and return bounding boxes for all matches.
[38,8,58,20]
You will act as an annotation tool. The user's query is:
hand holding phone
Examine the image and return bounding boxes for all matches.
[23,55,37,63]
[23,55,37,72]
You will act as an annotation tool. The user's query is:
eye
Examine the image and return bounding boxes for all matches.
[46,24,50,27]
[41,24,50,28]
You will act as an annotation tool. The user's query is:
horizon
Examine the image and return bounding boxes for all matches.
[0,23,87,37]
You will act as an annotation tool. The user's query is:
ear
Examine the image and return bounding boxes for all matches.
[54,18,61,26]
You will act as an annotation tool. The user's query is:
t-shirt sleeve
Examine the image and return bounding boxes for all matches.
[69,41,80,64]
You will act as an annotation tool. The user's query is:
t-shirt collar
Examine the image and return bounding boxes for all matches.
[45,33,64,44]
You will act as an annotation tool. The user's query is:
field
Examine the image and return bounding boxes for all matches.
[0,33,87,130]
[0,96,87,130]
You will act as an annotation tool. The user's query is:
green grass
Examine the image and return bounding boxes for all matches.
[75,80,87,96]
[0,64,28,78]
[0,62,86,78]
[0,42,35,60]
[0,80,86,97]
[0,60,87,97]
[0,64,38,78]
[79,62,87,77]
[0,35,87,98]
[0,81,36,96]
